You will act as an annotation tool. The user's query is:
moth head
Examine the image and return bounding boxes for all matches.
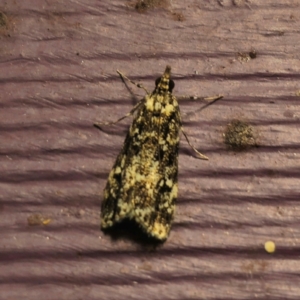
[155,77,175,93]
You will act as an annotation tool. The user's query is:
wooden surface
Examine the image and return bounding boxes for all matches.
[1,0,300,299]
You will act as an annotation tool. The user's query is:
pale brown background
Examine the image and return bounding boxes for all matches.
[1,0,300,299]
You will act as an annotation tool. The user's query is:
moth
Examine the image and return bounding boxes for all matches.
[96,66,220,241]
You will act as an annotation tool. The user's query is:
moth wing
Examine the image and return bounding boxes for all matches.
[101,132,134,229]
[101,93,181,241]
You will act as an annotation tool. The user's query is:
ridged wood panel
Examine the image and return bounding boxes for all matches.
[1,0,300,299]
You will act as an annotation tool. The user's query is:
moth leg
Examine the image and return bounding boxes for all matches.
[179,95,223,118]
[202,94,223,102]
[94,100,143,127]
[193,95,223,114]
[117,70,150,94]
[181,127,209,160]
[178,94,223,102]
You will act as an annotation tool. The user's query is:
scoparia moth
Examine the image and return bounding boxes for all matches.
[96,65,220,241]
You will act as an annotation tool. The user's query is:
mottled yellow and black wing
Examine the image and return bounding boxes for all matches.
[101,66,181,240]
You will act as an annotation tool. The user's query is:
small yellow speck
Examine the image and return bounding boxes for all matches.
[115,167,121,174]
[166,179,173,187]
[264,241,276,253]
[42,219,51,225]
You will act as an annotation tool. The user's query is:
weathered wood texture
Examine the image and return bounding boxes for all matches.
[1,0,300,299]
